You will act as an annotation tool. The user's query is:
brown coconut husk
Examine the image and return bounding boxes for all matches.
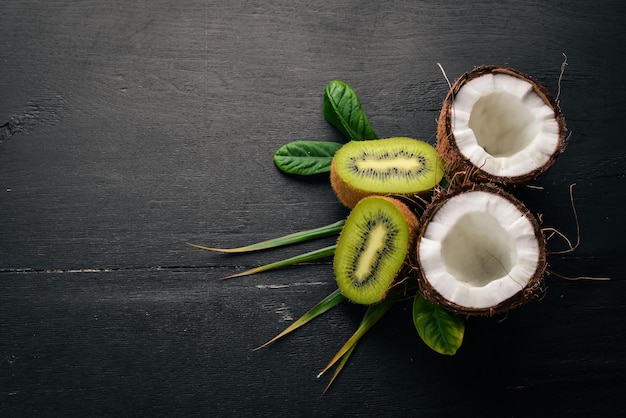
[414,183,547,316]
[437,66,567,185]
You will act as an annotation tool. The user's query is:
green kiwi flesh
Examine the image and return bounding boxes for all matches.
[334,196,417,305]
[331,137,444,208]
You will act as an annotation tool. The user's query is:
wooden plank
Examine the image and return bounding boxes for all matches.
[0,268,622,415]
[1,0,625,415]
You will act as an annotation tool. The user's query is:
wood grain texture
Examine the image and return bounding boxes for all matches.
[1,0,625,416]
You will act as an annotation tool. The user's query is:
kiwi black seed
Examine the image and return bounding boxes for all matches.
[334,196,419,305]
[330,137,444,208]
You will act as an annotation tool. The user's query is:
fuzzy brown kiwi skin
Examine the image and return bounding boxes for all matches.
[376,196,420,302]
[337,196,420,304]
[414,183,547,316]
[437,66,567,185]
[377,196,420,243]
[330,157,369,209]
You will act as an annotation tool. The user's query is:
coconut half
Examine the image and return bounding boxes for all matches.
[437,66,566,184]
[415,184,546,315]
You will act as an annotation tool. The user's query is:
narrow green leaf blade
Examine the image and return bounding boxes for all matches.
[321,343,356,397]
[273,141,344,175]
[220,245,336,280]
[412,294,464,355]
[318,298,395,378]
[187,220,345,253]
[255,289,346,350]
[323,80,378,141]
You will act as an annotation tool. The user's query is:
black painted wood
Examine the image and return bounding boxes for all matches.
[1,1,625,416]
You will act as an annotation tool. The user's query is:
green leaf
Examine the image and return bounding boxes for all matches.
[323,80,378,141]
[412,294,464,355]
[321,343,356,397]
[318,297,395,379]
[255,289,346,350]
[186,219,345,253]
[219,245,336,280]
[273,140,344,175]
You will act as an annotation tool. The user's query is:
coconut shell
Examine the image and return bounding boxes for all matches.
[437,65,567,185]
[414,183,547,316]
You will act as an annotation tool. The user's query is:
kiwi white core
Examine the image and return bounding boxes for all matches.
[353,224,388,282]
[451,73,560,177]
[418,190,540,310]
[356,155,424,172]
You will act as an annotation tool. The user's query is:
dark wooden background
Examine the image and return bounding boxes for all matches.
[1,1,624,416]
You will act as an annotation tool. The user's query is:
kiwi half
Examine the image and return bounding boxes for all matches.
[330,137,444,208]
[334,196,419,305]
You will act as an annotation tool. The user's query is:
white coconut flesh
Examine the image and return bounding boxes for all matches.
[418,190,541,310]
[451,73,560,177]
